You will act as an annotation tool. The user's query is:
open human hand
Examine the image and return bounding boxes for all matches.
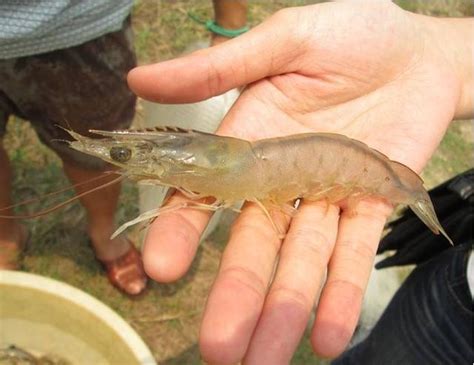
[128,1,469,364]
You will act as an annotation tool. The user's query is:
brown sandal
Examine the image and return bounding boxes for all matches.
[98,242,148,296]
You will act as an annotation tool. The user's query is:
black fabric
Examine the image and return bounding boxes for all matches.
[376,168,473,269]
[334,243,473,365]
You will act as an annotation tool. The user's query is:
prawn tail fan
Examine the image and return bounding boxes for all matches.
[409,198,454,245]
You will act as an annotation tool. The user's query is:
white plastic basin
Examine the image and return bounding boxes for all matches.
[0,270,156,365]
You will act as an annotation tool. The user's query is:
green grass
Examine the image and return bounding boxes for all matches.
[423,121,474,186]
[395,0,473,15]
[3,1,473,364]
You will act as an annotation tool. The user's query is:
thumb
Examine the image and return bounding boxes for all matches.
[127,10,299,103]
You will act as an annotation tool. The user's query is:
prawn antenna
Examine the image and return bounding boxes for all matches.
[0,171,120,212]
[50,138,71,145]
[54,122,75,136]
[0,172,125,219]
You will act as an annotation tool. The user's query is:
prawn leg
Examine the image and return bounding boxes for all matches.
[306,185,340,202]
[111,200,223,239]
[176,187,209,200]
[324,186,355,204]
[273,201,298,218]
[162,187,177,206]
[342,192,370,217]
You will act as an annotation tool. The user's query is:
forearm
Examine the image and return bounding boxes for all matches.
[418,15,473,119]
[212,0,247,29]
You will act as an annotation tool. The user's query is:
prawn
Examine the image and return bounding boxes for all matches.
[63,127,452,244]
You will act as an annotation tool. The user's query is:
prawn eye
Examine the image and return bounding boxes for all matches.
[110,146,132,162]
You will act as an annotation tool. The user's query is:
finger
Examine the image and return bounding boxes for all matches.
[199,202,289,365]
[311,199,391,358]
[142,192,212,282]
[127,10,299,103]
[243,201,340,365]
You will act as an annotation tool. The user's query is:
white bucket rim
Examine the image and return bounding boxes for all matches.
[0,270,156,365]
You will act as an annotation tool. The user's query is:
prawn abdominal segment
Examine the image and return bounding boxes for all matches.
[66,127,453,244]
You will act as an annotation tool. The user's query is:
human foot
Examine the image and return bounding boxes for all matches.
[90,231,147,295]
[97,241,148,295]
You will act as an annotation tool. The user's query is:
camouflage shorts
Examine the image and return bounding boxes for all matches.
[0,18,136,169]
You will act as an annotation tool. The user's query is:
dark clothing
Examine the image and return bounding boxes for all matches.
[0,18,136,169]
[333,242,473,365]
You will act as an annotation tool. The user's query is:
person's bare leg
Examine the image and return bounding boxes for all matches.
[0,142,25,269]
[62,160,146,294]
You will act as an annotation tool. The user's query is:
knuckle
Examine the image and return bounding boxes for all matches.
[288,227,333,260]
[337,238,377,261]
[220,265,267,301]
[269,7,311,53]
[325,278,364,299]
[205,56,224,97]
[171,212,202,247]
[270,284,313,311]
[271,7,296,23]
[230,220,266,239]
[230,214,282,249]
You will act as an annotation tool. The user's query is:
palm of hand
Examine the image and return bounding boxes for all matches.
[127,2,460,364]
[221,3,457,172]
[202,5,457,363]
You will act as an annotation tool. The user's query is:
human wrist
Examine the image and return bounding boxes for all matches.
[416,14,473,119]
